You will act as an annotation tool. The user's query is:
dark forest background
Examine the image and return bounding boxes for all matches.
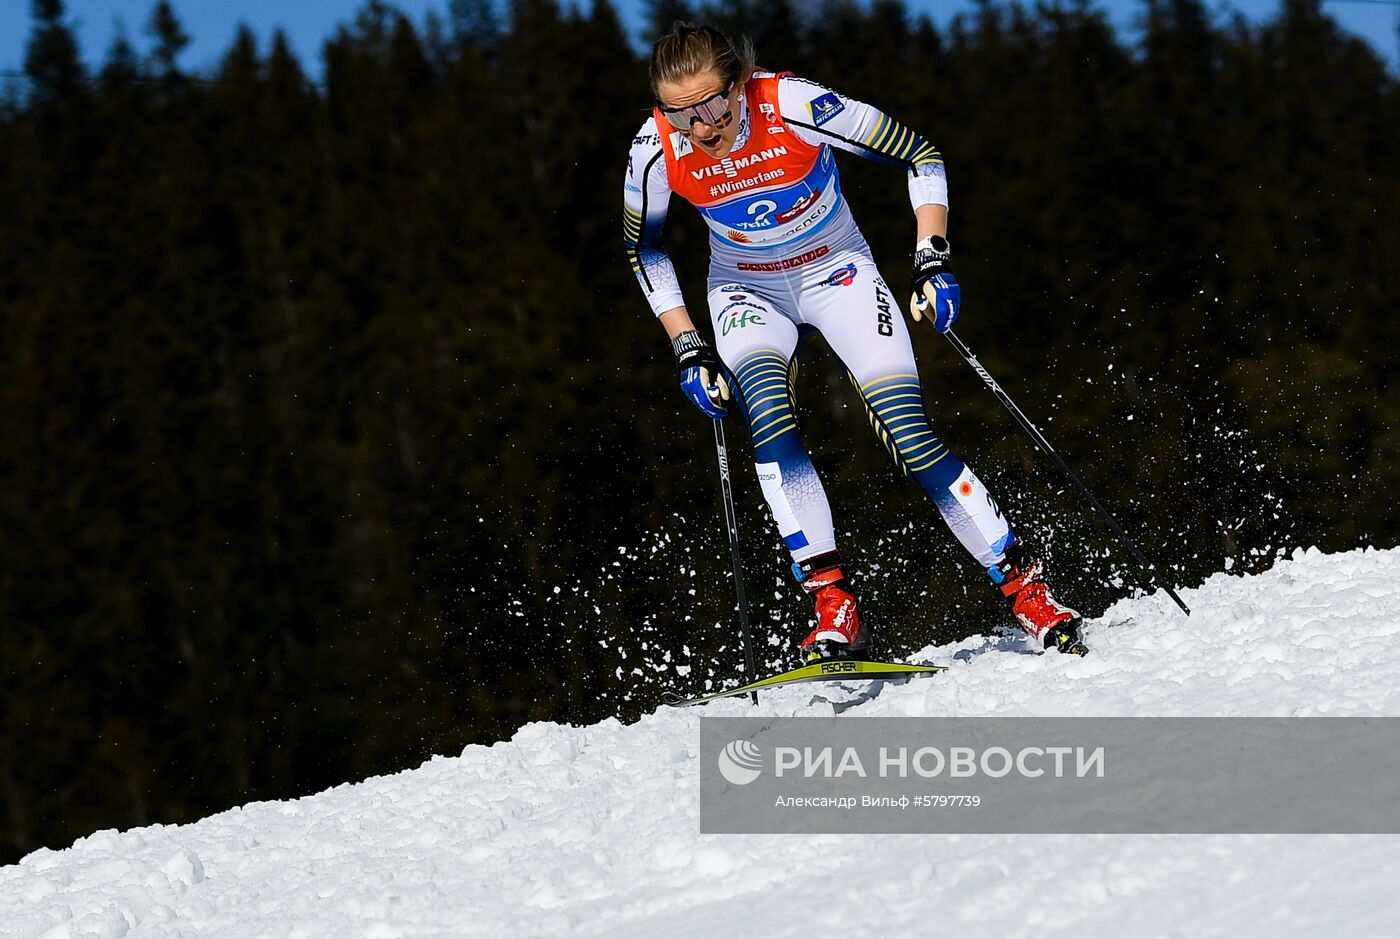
[1,0,1396,862]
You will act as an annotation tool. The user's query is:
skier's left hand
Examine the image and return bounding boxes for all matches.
[909,235,960,333]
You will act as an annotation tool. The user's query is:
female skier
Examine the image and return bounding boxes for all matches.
[623,22,1088,660]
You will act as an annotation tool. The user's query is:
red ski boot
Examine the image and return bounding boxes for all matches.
[795,552,867,662]
[991,548,1088,655]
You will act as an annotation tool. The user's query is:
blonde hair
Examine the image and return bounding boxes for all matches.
[648,22,755,98]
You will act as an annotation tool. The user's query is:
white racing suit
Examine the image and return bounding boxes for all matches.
[623,72,1016,572]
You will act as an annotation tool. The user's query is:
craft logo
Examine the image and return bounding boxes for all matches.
[875,283,894,336]
[718,740,763,785]
[808,92,845,127]
[824,264,858,287]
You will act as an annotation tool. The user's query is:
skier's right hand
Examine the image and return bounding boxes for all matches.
[909,234,960,333]
[672,330,730,419]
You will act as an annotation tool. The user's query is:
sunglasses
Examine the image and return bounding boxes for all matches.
[657,81,735,132]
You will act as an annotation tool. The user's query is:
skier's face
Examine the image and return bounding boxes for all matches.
[656,70,742,159]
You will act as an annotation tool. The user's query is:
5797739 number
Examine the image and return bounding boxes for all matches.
[911,795,981,808]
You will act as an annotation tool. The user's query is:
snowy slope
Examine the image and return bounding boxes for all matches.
[5,546,1400,938]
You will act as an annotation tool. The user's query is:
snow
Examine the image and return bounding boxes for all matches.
[5,546,1400,938]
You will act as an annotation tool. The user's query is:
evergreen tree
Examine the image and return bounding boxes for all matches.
[24,0,83,107]
[146,0,190,77]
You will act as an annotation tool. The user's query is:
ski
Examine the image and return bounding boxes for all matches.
[661,659,948,708]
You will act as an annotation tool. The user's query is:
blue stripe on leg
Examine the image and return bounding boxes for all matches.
[857,373,965,496]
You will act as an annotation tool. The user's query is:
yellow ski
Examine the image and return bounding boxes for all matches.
[661,659,947,708]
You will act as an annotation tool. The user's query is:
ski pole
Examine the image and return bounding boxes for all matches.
[712,417,760,703]
[943,329,1191,616]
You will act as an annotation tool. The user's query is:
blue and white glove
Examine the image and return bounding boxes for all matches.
[672,330,730,419]
[909,234,961,333]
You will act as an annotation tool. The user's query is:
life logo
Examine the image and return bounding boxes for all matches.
[823,263,858,287]
[717,739,763,785]
[721,307,765,336]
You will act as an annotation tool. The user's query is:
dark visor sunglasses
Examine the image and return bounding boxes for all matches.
[657,81,735,132]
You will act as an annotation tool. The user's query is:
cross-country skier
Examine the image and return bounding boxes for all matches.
[623,22,1088,659]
